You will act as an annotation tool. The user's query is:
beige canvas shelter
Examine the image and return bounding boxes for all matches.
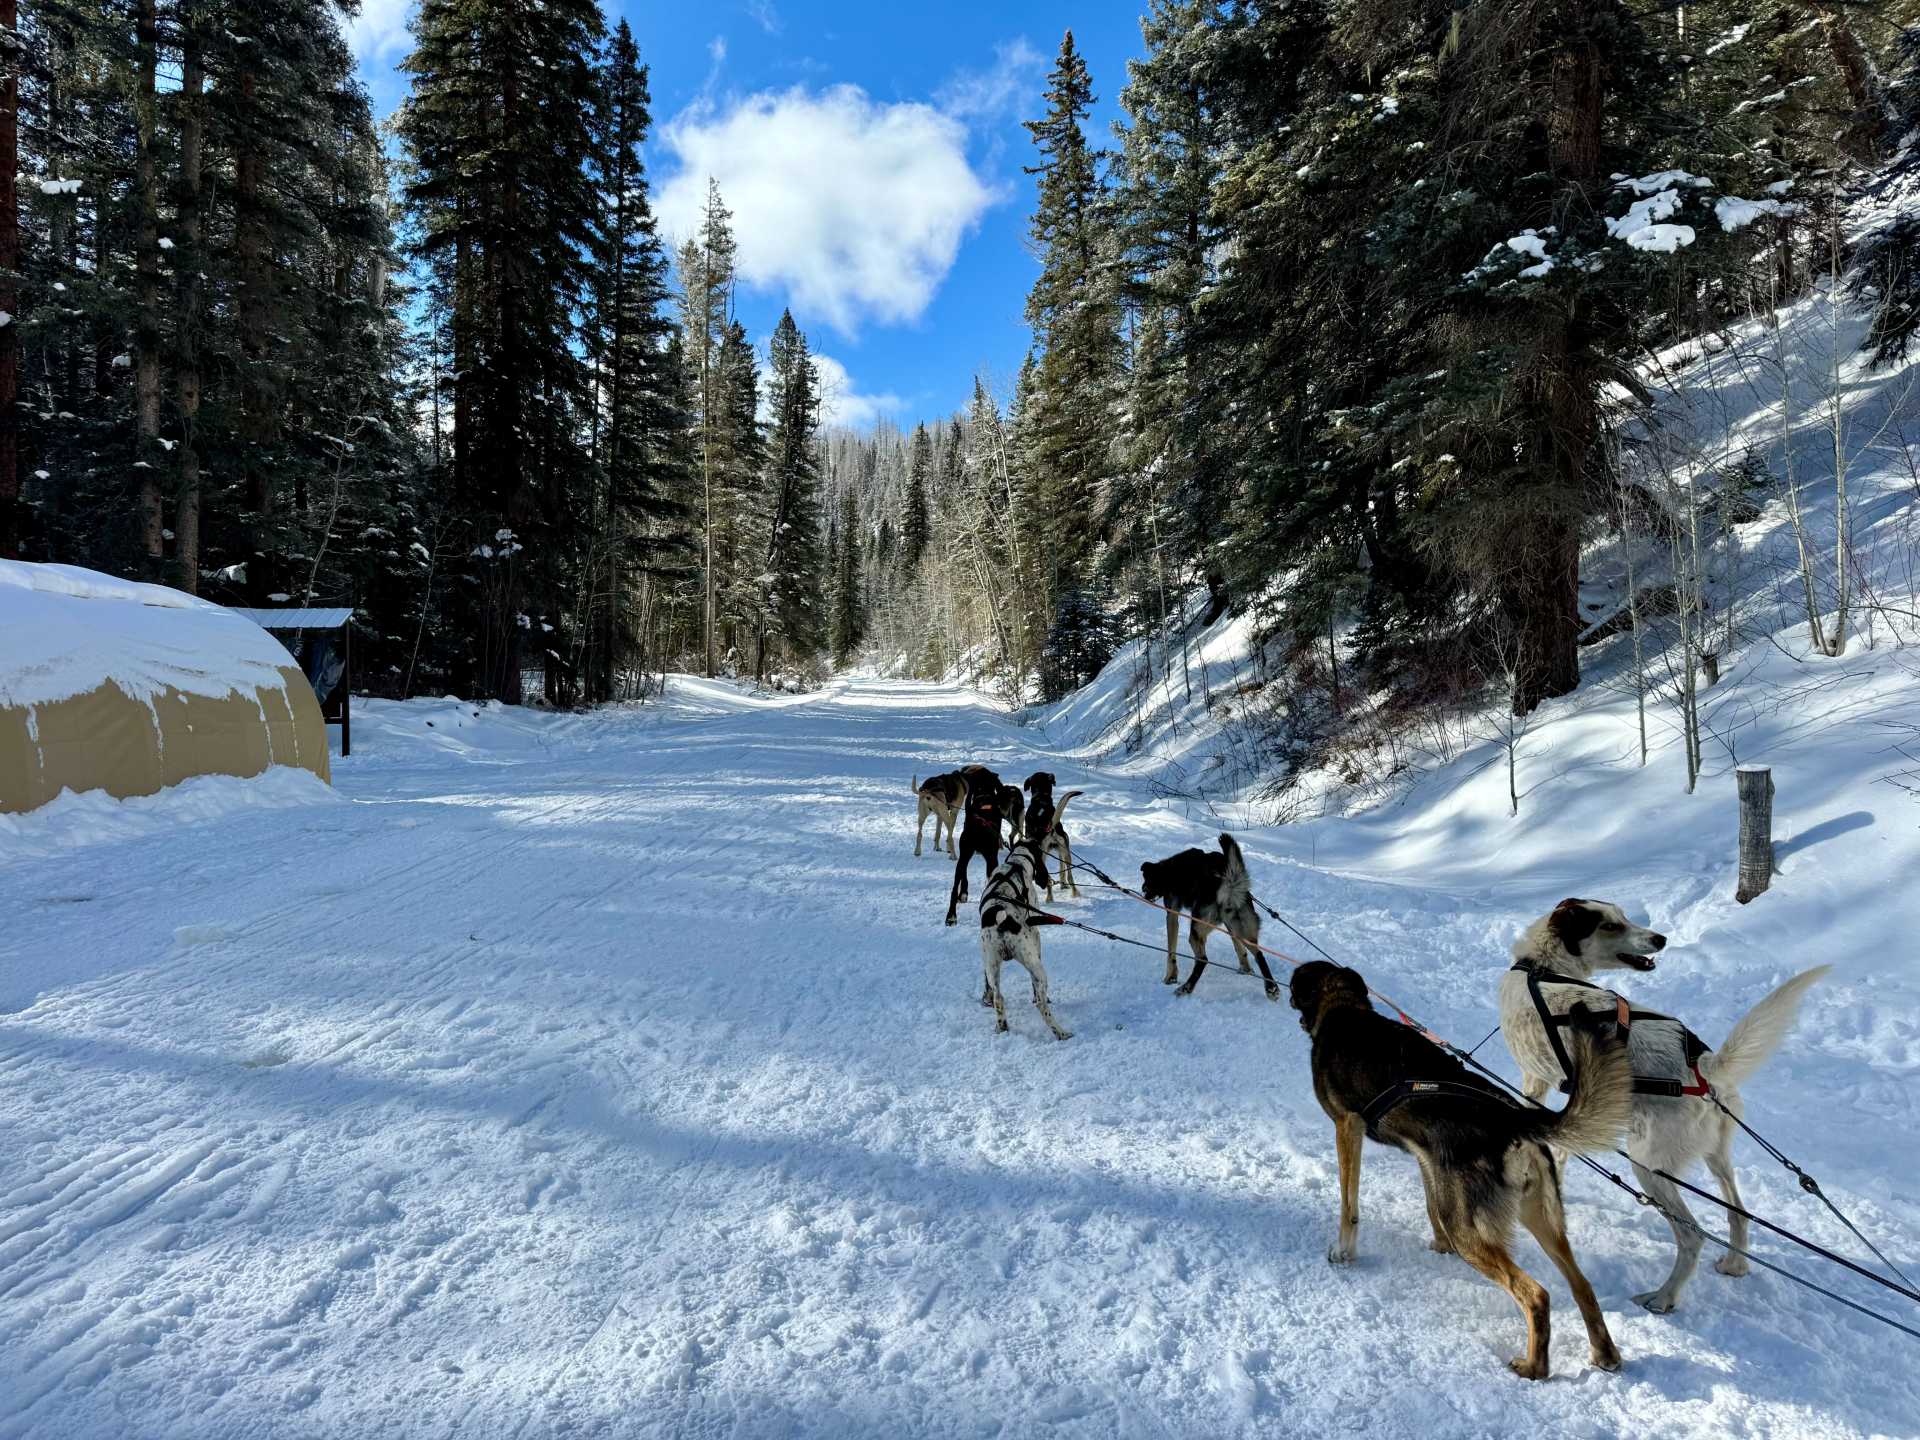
[1,561,331,815]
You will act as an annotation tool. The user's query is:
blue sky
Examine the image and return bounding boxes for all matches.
[348,1,1149,429]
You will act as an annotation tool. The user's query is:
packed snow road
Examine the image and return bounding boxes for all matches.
[0,677,1914,1438]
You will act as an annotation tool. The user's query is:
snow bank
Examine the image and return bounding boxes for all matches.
[0,766,338,862]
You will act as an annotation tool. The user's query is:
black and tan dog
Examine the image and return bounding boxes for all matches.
[1140,834,1276,999]
[912,771,969,858]
[944,764,1008,926]
[1021,772,1081,900]
[994,782,1026,845]
[1288,960,1631,1380]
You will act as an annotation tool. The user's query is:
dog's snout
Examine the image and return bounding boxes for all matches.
[1650,932,1668,950]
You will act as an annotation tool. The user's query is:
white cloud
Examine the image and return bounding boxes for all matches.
[745,0,782,35]
[812,353,903,429]
[656,84,997,336]
[936,38,1044,123]
[344,0,413,66]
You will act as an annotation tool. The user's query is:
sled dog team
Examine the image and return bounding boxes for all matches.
[910,768,1831,1380]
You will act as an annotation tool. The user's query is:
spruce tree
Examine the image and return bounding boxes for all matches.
[1022,32,1125,696]
[832,481,863,664]
[753,309,826,677]
[397,0,605,701]
[583,19,686,700]
[677,181,739,676]
[901,422,931,571]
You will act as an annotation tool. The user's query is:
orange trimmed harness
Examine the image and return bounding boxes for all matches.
[1511,960,1711,1099]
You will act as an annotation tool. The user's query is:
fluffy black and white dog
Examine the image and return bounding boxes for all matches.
[978,837,1072,1040]
[1139,833,1276,999]
[1502,898,1830,1313]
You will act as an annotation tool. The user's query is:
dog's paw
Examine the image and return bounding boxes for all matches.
[1326,1244,1356,1266]
[1427,1236,1455,1255]
[945,915,958,928]
[1713,1255,1749,1278]
[995,1020,1009,1034]
[1633,1290,1677,1315]
[1589,1343,1623,1373]
[1264,981,1282,1002]
[1051,1029,1073,1042]
[1174,983,1196,998]
[1507,1357,1548,1382]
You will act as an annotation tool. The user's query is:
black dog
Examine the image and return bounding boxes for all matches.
[1139,835,1274,998]
[1021,771,1082,901]
[944,764,1007,926]
[1288,961,1631,1380]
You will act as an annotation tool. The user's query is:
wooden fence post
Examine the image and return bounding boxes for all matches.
[1735,765,1774,904]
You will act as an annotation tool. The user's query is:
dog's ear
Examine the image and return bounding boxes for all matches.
[1548,899,1602,954]
[1289,963,1345,1032]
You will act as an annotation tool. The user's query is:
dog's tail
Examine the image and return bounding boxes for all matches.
[912,774,920,797]
[1049,790,1084,831]
[1218,833,1250,897]
[1700,965,1830,1093]
[1528,1017,1634,1156]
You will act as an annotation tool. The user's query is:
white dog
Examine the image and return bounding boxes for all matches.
[978,837,1071,1041]
[1501,898,1829,1313]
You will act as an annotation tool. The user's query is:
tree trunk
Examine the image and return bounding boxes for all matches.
[173,1,205,592]
[235,66,277,601]
[1506,30,1610,717]
[0,0,18,560]
[1734,766,1774,903]
[1806,0,1891,157]
[1507,517,1581,715]
[133,0,164,576]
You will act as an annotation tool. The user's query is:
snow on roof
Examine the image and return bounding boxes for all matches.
[228,606,355,630]
[0,558,223,611]
[0,561,302,710]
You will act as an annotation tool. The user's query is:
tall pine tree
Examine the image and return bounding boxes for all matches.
[397,0,605,701]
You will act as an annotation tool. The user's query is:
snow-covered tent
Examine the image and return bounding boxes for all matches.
[0,561,331,814]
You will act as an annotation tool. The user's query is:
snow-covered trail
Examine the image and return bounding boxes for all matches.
[1,677,1914,1438]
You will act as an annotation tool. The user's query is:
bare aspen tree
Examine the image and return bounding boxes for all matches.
[1823,240,1852,656]
[1616,479,1650,766]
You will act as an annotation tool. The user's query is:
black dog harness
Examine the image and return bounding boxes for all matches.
[1511,960,1712,1099]
[1360,1078,1516,1136]
[979,861,1063,933]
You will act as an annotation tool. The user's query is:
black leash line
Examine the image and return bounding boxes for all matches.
[1649,1144,1920,1305]
[1702,1088,1920,1295]
[1053,843,1920,1326]
[1566,1148,1920,1342]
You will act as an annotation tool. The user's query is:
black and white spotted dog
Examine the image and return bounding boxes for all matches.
[978,837,1072,1041]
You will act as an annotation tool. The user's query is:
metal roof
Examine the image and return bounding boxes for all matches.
[227,606,355,630]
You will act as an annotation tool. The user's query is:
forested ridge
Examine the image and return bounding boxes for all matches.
[6,0,1919,726]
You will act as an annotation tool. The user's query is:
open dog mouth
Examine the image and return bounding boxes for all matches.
[1618,952,1658,971]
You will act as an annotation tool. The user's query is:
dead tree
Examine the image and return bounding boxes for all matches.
[1735,765,1775,903]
